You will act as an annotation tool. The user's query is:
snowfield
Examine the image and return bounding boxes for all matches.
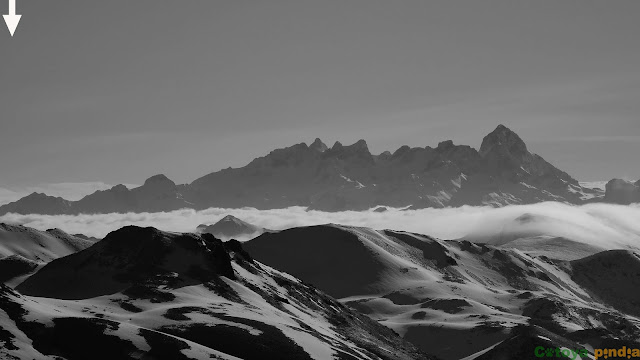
[0,226,428,360]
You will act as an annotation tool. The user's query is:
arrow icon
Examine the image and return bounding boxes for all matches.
[3,0,21,36]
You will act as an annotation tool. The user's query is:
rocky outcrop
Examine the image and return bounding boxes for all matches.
[0,174,192,215]
[17,226,236,299]
[604,179,640,204]
[309,137,328,152]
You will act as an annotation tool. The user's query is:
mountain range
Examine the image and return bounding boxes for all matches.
[1,225,428,360]
[2,219,640,359]
[244,224,640,359]
[0,125,614,215]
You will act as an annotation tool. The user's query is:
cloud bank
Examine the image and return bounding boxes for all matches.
[1,202,640,252]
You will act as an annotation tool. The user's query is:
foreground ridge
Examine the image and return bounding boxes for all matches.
[1,225,430,360]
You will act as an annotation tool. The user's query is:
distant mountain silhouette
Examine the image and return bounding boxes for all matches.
[604,178,640,204]
[0,125,605,215]
[196,215,267,240]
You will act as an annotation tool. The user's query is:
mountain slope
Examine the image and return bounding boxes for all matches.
[5,226,430,360]
[245,224,640,360]
[0,223,94,284]
[0,223,93,262]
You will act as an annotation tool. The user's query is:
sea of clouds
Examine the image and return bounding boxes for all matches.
[1,202,640,251]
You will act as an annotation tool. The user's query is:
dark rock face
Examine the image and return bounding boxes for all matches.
[0,125,603,214]
[16,226,236,299]
[479,124,529,168]
[245,226,385,298]
[605,179,640,204]
[479,125,576,187]
[571,250,640,317]
[309,138,328,152]
[0,255,39,283]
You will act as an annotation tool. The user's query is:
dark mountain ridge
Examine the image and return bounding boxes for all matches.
[3,225,431,360]
[0,125,604,214]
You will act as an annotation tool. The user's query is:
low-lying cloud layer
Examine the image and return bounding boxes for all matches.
[1,202,640,252]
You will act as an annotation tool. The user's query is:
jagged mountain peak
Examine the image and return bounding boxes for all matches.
[328,139,369,152]
[331,141,343,150]
[392,145,411,157]
[327,139,372,157]
[479,124,529,158]
[310,137,328,152]
[352,139,369,150]
[436,140,455,151]
[377,150,393,161]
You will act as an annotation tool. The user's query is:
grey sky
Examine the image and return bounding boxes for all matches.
[1,0,639,191]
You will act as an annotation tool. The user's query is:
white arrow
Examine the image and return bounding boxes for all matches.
[3,0,21,36]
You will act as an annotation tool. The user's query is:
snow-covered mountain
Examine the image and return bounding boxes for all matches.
[196,215,267,241]
[0,223,94,284]
[1,226,429,360]
[0,125,605,215]
[245,224,640,360]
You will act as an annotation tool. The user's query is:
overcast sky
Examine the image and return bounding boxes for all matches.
[1,0,639,192]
